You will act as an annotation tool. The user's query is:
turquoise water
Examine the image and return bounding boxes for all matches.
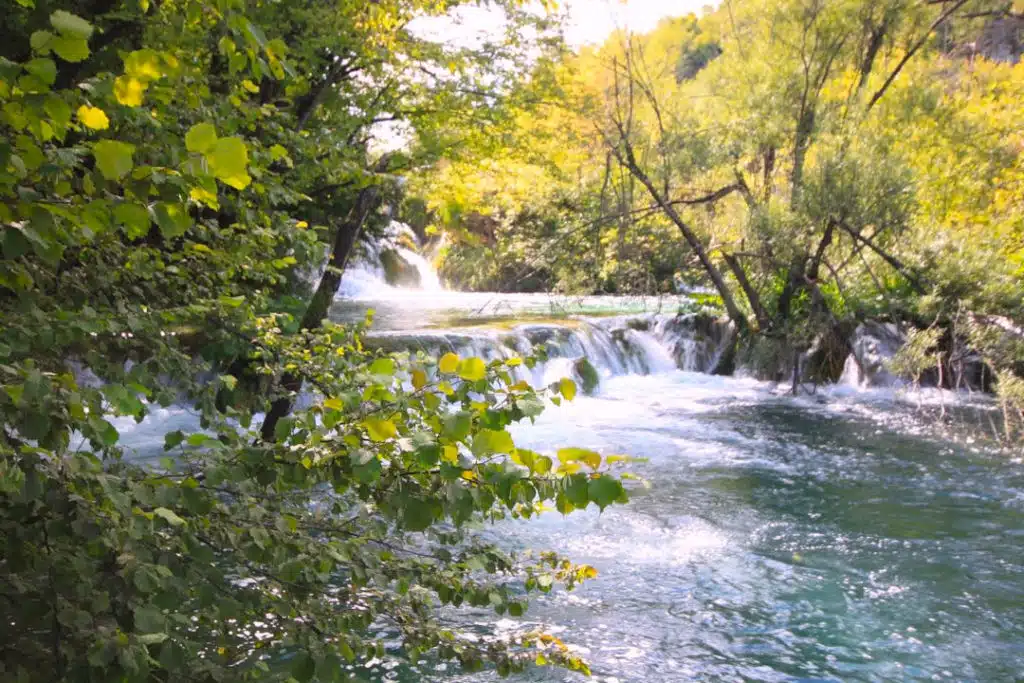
[324,292,1024,682]
[118,288,1024,681]
[424,373,1024,682]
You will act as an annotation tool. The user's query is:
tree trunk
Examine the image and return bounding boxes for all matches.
[259,175,387,443]
[614,140,749,331]
[722,252,770,331]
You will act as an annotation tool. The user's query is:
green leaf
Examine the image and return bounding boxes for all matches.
[30,31,54,54]
[185,122,217,154]
[362,417,396,442]
[269,143,288,161]
[93,140,135,180]
[472,429,515,456]
[291,651,316,683]
[402,498,434,532]
[44,95,71,127]
[114,202,151,239]
[565,473,589,508]
[164,431,184,450]
[185,433,210,446]
[153,507,185,526]
[442,411,472,441]
[50,10,94,39]
[89,417,119,446]
[25,58,56,86]
[458,357,486,381]
[153,202,190,239]
[369,357,395,376]
[51,36,90,62]
[206,136,250,190]
[133,605,165,633]
[587,475,625,511]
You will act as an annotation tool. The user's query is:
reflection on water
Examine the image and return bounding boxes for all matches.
[329,290,704,330]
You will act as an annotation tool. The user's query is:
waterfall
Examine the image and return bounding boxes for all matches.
[365,313,735,393]
[339,221,443,298]
[393,247,442,291]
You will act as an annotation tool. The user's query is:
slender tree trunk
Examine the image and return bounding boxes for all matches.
[260,175,386,442]
[722,252,770,331]
[613,140,749,330]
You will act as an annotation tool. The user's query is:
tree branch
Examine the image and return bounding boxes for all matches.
[866,0,971,112]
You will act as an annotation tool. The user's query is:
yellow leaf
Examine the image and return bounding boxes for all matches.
[295,220,308,229]
[506,357,523,367]
[457,357,486,382]
[323,397,343,411]
[362,417,396,442]
[124,49,164,82]
[114,75,146,106]
[442,444,459,463]
[559,377,577,401]
[189,185,219,209]
[242,79,260,93]
[411,369,427,390]
[76,105,108,130]
[557,447,601,470]
[438,352,459,374]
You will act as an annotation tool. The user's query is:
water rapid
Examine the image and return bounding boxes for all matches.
[115,254,1024,681]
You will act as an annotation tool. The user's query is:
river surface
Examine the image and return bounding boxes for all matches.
[330,288,1024,683]
[120,285,1024,682]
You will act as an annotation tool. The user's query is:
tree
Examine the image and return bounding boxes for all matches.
[0,2,630,680]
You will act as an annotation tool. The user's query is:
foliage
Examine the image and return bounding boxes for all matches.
[889,327,942,386]
[0,1,630,681]
[413,0,1024,402]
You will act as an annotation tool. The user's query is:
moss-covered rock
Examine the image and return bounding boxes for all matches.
[573,357,601,395]
[380,249,422,288]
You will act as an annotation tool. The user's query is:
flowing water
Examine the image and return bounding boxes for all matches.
[118,261,1024,681]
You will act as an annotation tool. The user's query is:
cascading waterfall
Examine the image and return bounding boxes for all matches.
[364,313,736,394]
[339,220,443,297]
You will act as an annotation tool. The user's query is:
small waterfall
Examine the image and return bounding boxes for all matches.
[339,221,442,298]
[364,313,736,393]
[623,329,678,374]
[393,247,442,291]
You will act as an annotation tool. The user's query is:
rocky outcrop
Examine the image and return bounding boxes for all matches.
[841,321,907,388]
[650,313,736,374]
[380,248,423,288]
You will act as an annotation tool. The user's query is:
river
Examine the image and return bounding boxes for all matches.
[116,280,1024,682]
[331,284,1024,682]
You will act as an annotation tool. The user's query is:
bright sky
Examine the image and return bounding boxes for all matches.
[411,0,714,49]
[562,0,712,46]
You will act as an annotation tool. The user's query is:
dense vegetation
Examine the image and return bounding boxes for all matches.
[0,1,628,681]
[2,1,1023,682]
[417,0,1024,434]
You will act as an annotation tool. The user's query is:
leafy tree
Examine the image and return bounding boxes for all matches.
[0,2,630,680]
[418,0,1023,399]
